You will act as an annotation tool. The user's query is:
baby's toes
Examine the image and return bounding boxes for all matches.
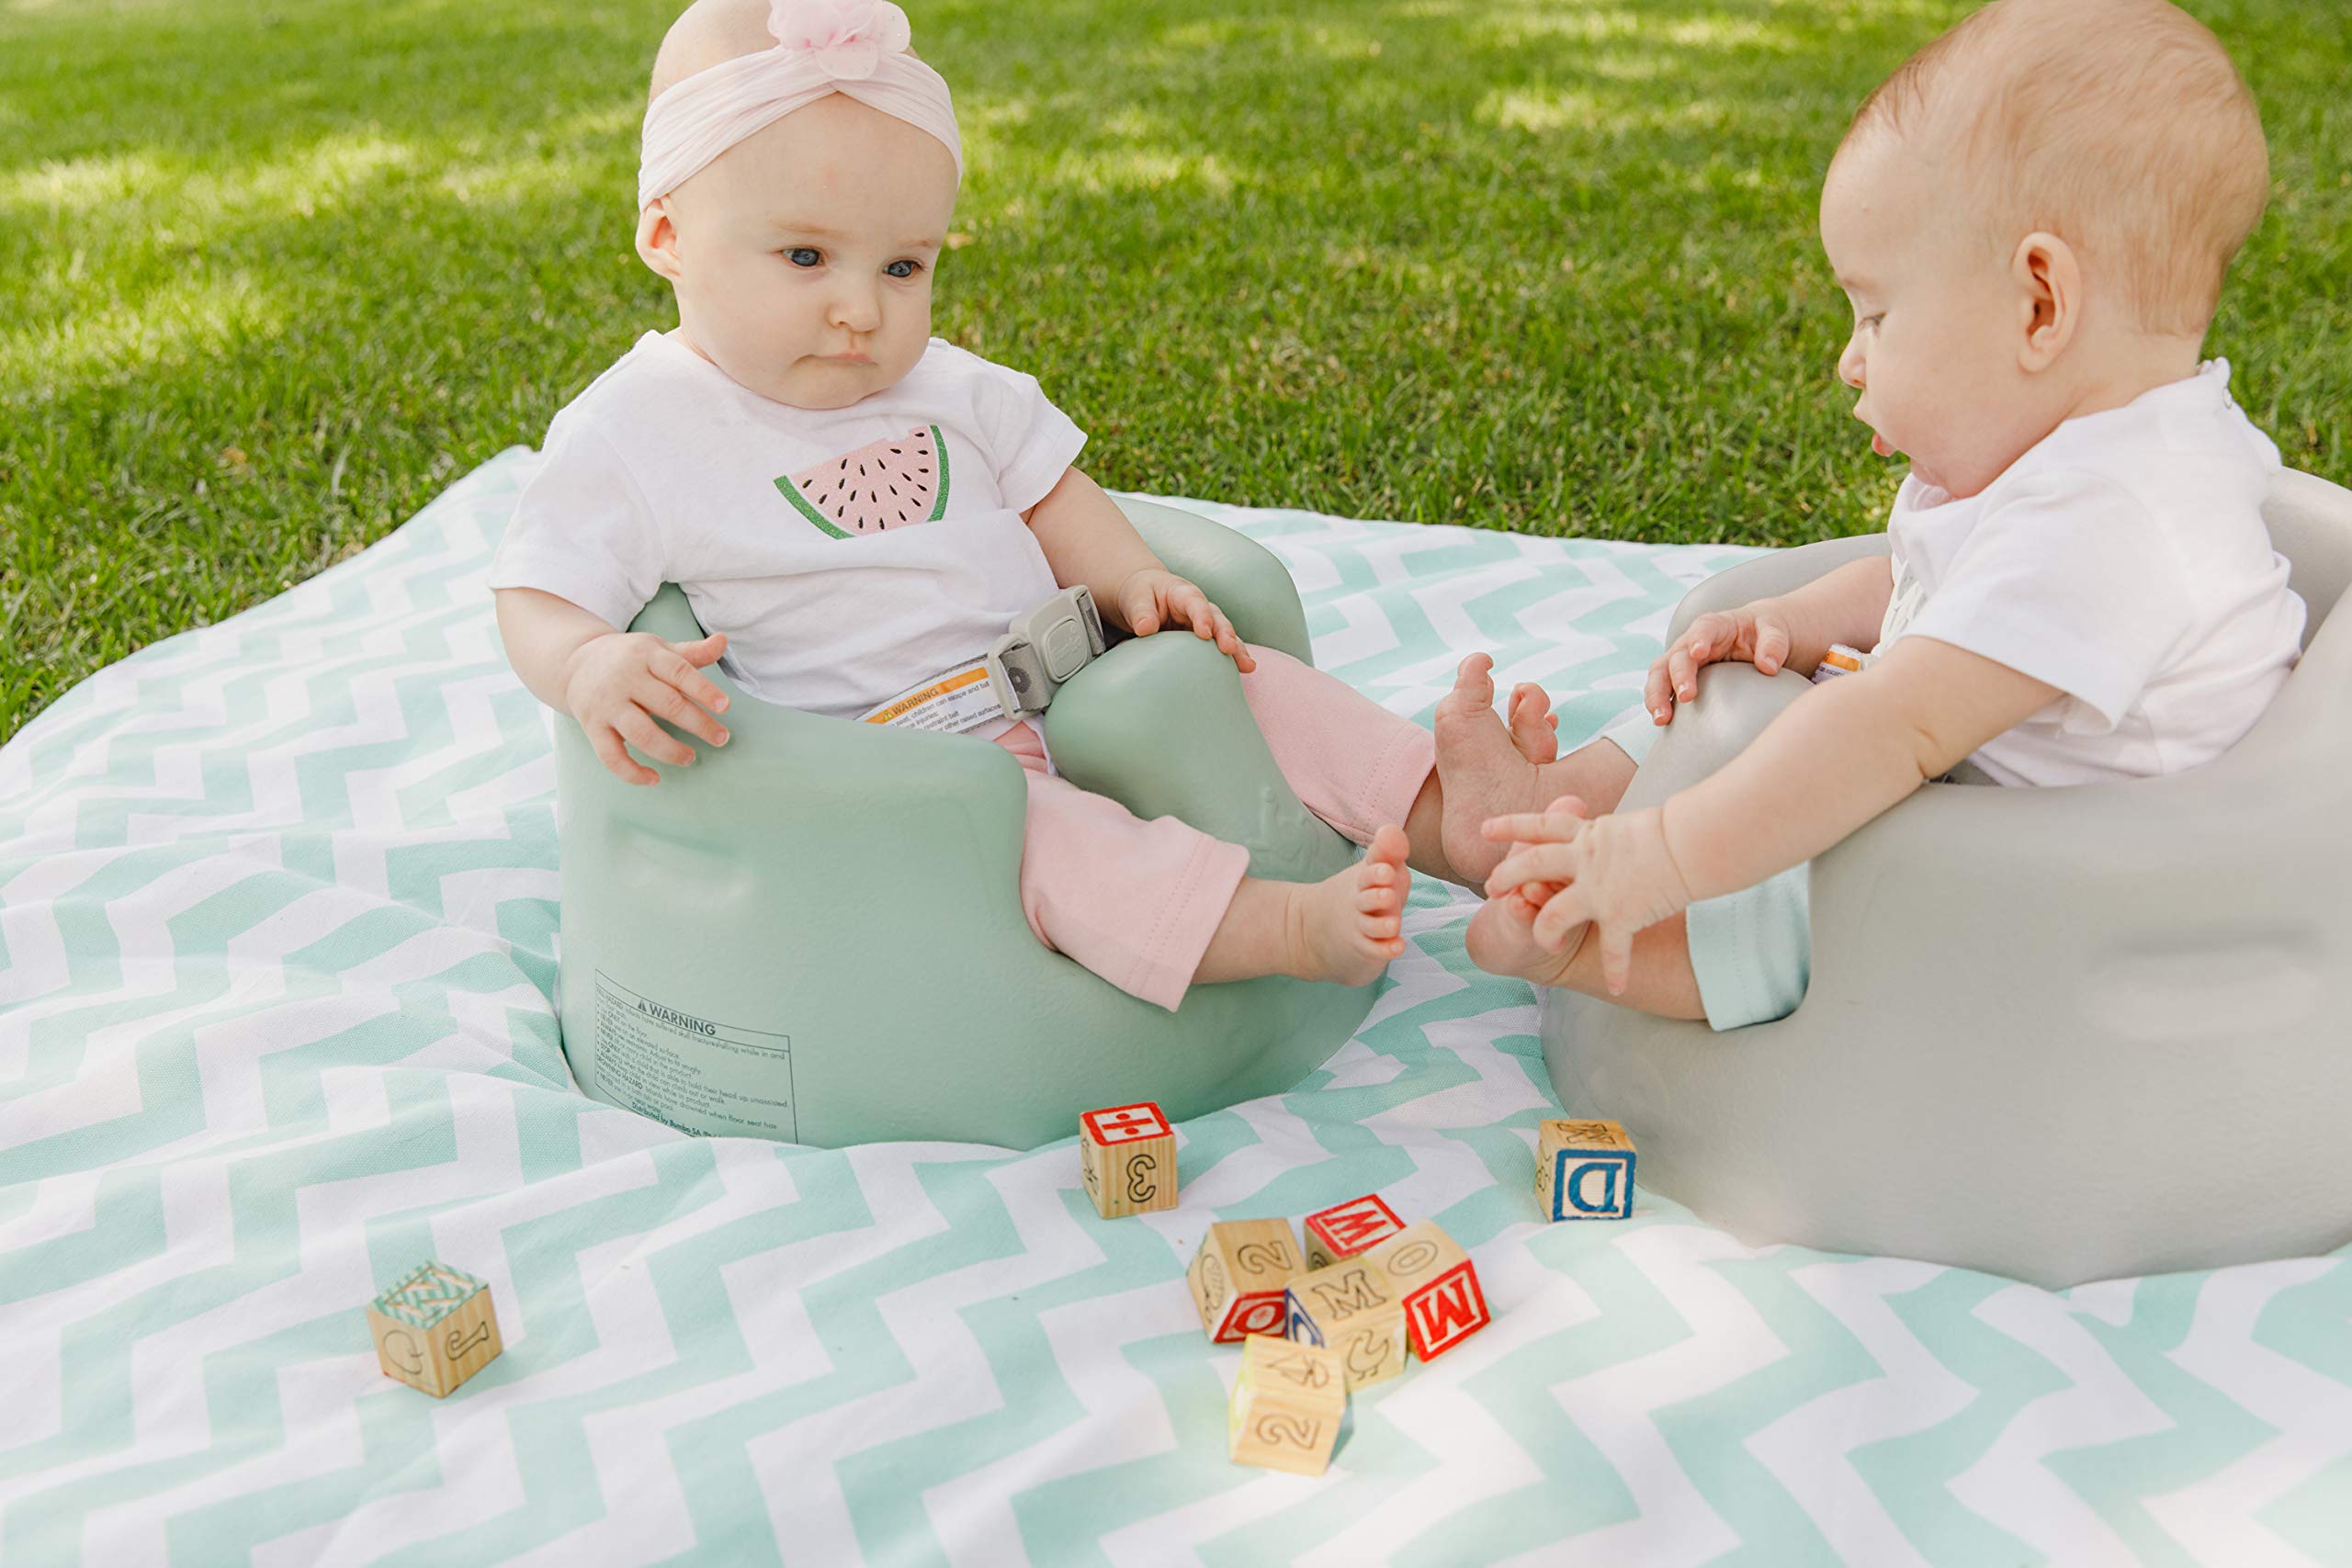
[1444,652,1497,712]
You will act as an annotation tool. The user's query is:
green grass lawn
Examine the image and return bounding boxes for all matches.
[4,0,2346,739]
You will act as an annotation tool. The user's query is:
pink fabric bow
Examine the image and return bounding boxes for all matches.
[768,0,914,82]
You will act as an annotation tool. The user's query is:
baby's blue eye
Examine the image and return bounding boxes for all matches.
[885,258,922,279]
[785,247,822,267]
[1860,312,1885,331]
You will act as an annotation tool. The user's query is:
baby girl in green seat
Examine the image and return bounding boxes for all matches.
[1468,0,2304,1021]
[490,0,1602,1010]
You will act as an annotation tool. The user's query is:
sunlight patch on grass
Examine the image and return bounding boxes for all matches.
[1047,147,1238,197]
[1480,89,1606,136]
[1663,15,1792,51]
[0,271,278,383]
[4,149,169,211]
[438,151,603,207]
[4,133,417,221]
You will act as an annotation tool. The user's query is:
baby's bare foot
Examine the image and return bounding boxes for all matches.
[1464,890,1589,987]
[1436,654,1640,886]
[1289,824,1411,986]
[1434,654,1557,885]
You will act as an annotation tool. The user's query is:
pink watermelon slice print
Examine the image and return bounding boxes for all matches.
[776,424,951,538]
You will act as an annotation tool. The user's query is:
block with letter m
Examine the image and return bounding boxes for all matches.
[1302,1193,1405,1270]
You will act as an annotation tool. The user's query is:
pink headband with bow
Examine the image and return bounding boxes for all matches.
[638,0,962,209]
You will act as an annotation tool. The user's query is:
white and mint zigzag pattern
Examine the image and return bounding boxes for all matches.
[4,450,2347,1565]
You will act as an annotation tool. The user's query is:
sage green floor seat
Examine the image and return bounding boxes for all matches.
[554,498,1380,1148]
[1543,468,2352,1288]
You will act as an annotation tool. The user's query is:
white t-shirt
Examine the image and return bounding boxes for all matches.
[486,332,1084,724]
[1874,359,2304,786]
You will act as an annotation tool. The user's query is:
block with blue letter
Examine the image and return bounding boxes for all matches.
[1536,1117,1637,1221]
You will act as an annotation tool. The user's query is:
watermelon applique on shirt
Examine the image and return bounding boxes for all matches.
[776,425,951,538]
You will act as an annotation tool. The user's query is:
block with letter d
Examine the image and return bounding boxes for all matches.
[1301,1192,1405,1270]
[368,1259,503,1398]
[1188,1218,1304,1342]
[1366,1220,1490,1361]
[1536,1117,1637,1221]
[1080,1101,1178,1218]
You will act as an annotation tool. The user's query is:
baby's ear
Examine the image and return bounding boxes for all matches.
[635,199,688,282]
[2011,230,2083,373]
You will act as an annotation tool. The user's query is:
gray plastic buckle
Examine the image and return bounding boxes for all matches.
[986,586,1107,718]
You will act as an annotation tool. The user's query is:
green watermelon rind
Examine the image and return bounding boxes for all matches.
[775,423,950,538]
[923,423,950,522]
[776,474,853,538]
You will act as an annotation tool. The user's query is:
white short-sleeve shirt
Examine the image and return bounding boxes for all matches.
[1873,360,2305,786]
[486,332,1085,722]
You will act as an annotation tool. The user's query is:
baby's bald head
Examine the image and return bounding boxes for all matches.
[1838,0,2267,337]
[650,0,777,104]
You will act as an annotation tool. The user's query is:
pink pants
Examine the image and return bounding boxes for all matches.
[995,645,1435,1011]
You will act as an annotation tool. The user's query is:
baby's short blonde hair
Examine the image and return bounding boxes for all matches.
[1843,0,2268,337]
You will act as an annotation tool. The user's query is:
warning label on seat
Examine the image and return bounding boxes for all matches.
[592,972,797,1141]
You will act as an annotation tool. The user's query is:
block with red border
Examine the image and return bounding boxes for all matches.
[1187,1219,1303,1341]
[1365,1220,1490,1361]
[1302,1193,1406,1270]
[1080,1101,1177,1218]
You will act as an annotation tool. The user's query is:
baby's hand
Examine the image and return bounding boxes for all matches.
[1643,602,1797,725]
[1116,568,1256,673]
[562,629,731,786]
[1482,801,1693,996]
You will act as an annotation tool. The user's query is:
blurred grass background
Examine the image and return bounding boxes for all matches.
[3,0,2346,739]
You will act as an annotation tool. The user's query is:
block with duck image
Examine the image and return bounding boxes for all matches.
[1282,1256,1407,1392]
[368,1260,503,1398]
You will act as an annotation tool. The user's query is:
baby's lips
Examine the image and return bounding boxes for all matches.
[1870,431,1894,457]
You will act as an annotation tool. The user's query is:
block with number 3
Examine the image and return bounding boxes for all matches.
[1080,1101,1178,1218]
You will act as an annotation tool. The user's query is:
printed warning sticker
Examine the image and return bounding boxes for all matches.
[858,657,1004,734]
[592,972,797,1140]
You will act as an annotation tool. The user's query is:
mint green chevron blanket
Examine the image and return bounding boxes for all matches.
[5,450,2347,1564]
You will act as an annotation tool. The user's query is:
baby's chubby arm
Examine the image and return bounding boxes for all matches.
[1487,637,2060,992]
[1644,556,1894,724]
[495,586,731,785]
[1023,468,1256,672]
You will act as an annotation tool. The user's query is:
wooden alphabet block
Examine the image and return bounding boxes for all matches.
[1188,1219,1304,1342]
[1080,1101,1177,1218]
[1536,1117,1637,1221]
[1282,1256,1407,1392]
[1365,1220,1490,1361]
[1227,1333,1347,1476]
[1301,1193,1405,1270]
[368,1260,503,1397]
